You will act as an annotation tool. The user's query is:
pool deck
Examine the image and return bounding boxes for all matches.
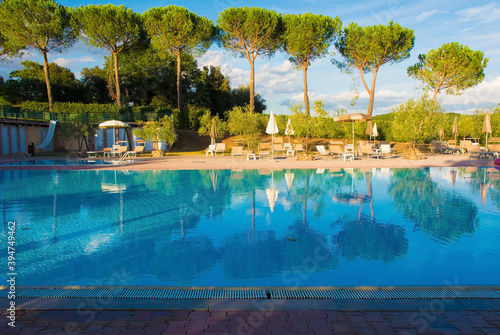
[2,304,500,334]
[0,152,498,171]
[1,153,499,334]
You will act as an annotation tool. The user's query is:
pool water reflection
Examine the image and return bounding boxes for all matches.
[1,167,499,287]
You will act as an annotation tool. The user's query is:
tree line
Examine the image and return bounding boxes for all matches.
[0,0,489,124]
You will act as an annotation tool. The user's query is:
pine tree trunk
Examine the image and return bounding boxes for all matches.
[366,69,378,118]
[42,52,53,111]
[249,58,255,113]
[303,65,310,116]
[177,52,183,121]
[113,52,122,107]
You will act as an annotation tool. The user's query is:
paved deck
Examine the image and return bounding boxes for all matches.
[2,308,500,334]
[0,152,497,171]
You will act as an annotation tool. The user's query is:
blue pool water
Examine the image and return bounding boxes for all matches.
[1,159,108,166]
[1,167,499,287]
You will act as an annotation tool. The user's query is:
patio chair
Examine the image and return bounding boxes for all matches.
[358,141,381,160]
[284,142,294,156]
[231,146,244,160]
[258,142,271,160]
[214,143,226,156]
[379,141,395,157]
[206,144,215,157]
[315,145,331,159]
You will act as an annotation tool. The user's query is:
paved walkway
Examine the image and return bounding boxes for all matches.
[2,309,500,334]
[0,153,497,171]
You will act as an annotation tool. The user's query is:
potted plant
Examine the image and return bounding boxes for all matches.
[133,115,177,157]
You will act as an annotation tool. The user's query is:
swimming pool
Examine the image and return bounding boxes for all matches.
[1,167,499,288]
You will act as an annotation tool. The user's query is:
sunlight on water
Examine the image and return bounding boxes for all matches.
[1,167,499,287]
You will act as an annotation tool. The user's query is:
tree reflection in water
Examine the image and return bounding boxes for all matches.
[332,214,408,263]
[389,168,479,243]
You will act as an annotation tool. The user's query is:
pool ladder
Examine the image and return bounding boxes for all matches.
[17,151,32,161]
[114,152,135,165]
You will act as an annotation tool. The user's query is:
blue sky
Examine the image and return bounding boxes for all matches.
[1,0,499,116]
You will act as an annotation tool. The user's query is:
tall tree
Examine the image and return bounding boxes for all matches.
[142,6,215,125]
[282,13,342,116]
[407,42,488,115]
[0,0,76,110]
[217,7,282,113]
[334,21,414,118]
[9,60,82,102]
[72,4,145,107]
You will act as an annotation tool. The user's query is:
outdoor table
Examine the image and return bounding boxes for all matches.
[247,153,256,160]
[341,152,354,161]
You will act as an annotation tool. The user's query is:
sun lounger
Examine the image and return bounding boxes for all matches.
[231,146,244,160]
[315,145,332,159]
[88,147,112,157]
[258,143,271,160]
[126,145,144,157]
[273,144,285,155]
[294,143,306,154]
[214,143,226,156]
[358,141,381,160]
[464,141,494,160]
[328,142,344,160]
[487,144,500,158]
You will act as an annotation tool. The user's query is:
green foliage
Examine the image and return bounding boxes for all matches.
[217,7,282,113]
[229,85,267,113]
[8,60,82,103]
[80,66,110,104]
[282,14,342,69]
[72,4,144,53]
[334,21,414,117]
[217,7,282,59]
[312,100,329,117]
[60,119,95,151]
[198,110,227,137]
[407,42,488,104]
[195,65,231,116]
[0,0,76,56]
[0,0,76,108]
[73,4,145,106]
[185,104,211,131]
[0,96,11,107]
[143,5,215,117]
[282,13,342,115]
[390,95,445,143]
[142,6,215,57]
[134,115,178,147]
[226,105,263,150]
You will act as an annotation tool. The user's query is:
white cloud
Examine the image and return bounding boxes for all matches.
[440,75,500,110]
[52,56,97,68]
[456,3,500,23]
[415,10,438,22]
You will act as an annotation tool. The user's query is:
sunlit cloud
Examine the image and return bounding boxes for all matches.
[52,56,98,69]
[415,10,438,22]
[455,3,500,23]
